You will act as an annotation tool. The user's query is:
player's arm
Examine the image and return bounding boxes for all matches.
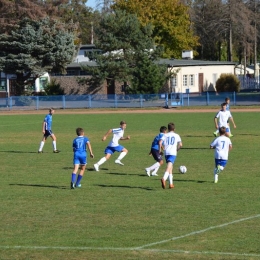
[120,136,130,141]
[214,117,218,129]
[102,129,112,141]
[229,117,236,128]
[177,141,182,151]
[229,144,232,151]
[159,139,163,154]
[87,141,94,158]
[42,121,46,134]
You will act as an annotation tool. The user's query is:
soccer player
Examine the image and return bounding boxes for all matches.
[145,126,167,177]
[93,121,130,171]
[71,127,94,189]
[159,123,182,189]
[213,97,233,137]
[214,102,236,137]
[38,108,60,153]
[210,126,232,183]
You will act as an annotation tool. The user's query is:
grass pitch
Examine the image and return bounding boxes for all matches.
[0,110,260,260]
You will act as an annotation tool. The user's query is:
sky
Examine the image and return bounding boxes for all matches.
[86,0,97,9]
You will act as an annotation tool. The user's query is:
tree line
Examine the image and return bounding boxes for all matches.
[0,0,259,94]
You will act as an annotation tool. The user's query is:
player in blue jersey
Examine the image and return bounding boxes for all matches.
[159,123,182,189]
[94,121,130,171]
[38,108,60,153]
[210,126,232,183]
[71,127,94,189]
[145,126,167,177]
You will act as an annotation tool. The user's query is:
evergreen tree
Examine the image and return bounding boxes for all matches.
[0,17,75,95]
[83,9,172,94]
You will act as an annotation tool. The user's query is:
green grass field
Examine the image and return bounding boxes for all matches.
[0,110,260,260]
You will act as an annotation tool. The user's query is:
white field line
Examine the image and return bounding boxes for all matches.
[0,214,260,258]
[136,214,260,249]
[0,246,260,258]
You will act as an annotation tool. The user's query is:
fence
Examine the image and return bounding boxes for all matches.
[0,92,259,111]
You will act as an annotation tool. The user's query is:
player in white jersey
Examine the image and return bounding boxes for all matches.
[214,102,236,137]
[94,121,130,171]
[159,123,182,189]
[213,97,233,137]
[210,126,232,183]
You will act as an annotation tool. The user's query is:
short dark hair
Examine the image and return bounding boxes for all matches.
[219,126,226,135]
[160,126,167,133]
[225,97,230,102]
[120,121,126,125]
[221,102,227,107]
[168,122,175,131]
[76,127,84,136]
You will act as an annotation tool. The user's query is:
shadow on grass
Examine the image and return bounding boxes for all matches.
[95,184,153,191]
[0,150,38,153]
[9,183,68,189]
[174,179,208,183]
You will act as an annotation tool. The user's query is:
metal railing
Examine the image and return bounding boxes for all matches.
[0,92,259,110]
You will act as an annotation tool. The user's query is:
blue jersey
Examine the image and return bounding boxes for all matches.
[151,133,164,150]
[44,114,53,131]
[226,103,230,111]
[73,136,89,155]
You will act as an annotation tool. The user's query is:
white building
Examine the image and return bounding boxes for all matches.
[159,59,237,93]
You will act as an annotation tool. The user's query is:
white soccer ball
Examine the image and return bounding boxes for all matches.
[179,165,187,174]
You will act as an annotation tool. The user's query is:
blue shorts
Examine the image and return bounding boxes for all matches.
[215,159,227,168]
[150,148,163,162]
[225,127,230,133]
[74,153,87,165]
[44,130,53,137]
[104,145,124,155]
[165,155,176,164]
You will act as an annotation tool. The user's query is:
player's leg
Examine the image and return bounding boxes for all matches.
[71,164,79,189]
[94,148,113,171]
[75,164,86,188]
[38,135,47,153]
[50,133,60,153]
[146,149,163,176]
[115,147,128,165]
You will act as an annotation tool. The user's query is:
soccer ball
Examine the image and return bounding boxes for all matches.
[179,166,187,174]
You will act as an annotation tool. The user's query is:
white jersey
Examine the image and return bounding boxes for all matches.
[210,135,232,160]
[108,127,124,147]
[161,132,182,156]
[215,110,232,128]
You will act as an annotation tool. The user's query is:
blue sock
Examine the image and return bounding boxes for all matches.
[71,173,77,183]
[76,175,83,186]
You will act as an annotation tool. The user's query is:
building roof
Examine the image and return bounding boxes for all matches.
[158,59,237,67]
[67,59,237,69]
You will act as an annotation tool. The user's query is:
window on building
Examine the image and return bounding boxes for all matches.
[171,76,177,87]
[183,75,188,86]
[39,77,48,91]
[189,75,194,86]
[0,78,6,91]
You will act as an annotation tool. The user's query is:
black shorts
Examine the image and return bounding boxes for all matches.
[150,148,163,162]
[44,130,53,137]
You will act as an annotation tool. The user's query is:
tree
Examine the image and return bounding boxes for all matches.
[215,74,240,92]
[82,10,173,94]
[112,0,199,58]
[0,17,75,95]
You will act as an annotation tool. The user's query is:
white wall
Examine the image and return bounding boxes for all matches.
[170,65,235,93]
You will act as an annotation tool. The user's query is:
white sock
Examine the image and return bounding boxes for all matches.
[163,172,169,181]
[152,166,160,175]
[52,141,57,150]
[117,151,127,161]
[39,141,45,151]
[214,174,218,182]
[97,157,107,166]
[169,174,173,185]
[149,162,160,171]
